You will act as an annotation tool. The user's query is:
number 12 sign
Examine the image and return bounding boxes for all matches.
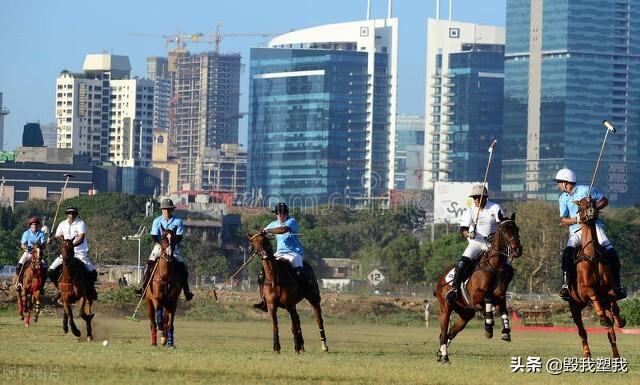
[367,269,385,286]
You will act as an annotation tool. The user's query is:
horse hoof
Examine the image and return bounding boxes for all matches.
[19,316,24,321]
[63,326,69,334]
[599,317,613,328]
[86,336,92,342]
[501,334,511,342]
[72,329,81,337]
[24,323,29,328]
[436,351,442,362]
[160,337,167,346]
[484,330,493,339]
[616,318,627,329]
[440,355,450,364]
[321,345,329,353]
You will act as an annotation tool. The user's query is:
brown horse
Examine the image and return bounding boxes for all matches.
[247,233,328,353]
[145,226,181,347]
[14,245,46,326]
[568,197,625,358]
[58,239,96,340]
[434,214,522,364]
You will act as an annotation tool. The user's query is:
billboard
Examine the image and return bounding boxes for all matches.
[433,182,482,224]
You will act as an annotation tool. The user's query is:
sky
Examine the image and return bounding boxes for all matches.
[0,0,506,150]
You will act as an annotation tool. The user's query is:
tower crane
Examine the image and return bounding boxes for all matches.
[129,29,204,50]
[202,24,280,53]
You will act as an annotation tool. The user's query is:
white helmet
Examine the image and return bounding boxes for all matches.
[553,168,576,183]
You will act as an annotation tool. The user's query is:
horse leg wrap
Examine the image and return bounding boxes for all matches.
[440,343,448,357]
[501,313,510,333]
[167,329,174,347]
[484,302,494,325]
[319,328,326,342]
[156,309,164,336]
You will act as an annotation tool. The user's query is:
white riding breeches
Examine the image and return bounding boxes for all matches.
[462,239,490,260]
[18,252,31,264]
[274,251,303,268]
[49,251,95,272]
[148,243,184,263]
[567,223,613,250]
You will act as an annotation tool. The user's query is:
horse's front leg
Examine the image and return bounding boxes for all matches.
[33,288,41,323]
[165,300,177,348]
[268,302,280,353]
[494,294,511,342]
[437,297,452,364]
[23,292,31,327]
[80,297,94,342]
[482,292,495,339]
[63,300,81,337]
[287,306,304,353]
[15,285,24,320]
[569,301,591,357]
[146,299,158,346]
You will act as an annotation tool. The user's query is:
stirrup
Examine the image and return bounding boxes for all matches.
[559,286,570,301]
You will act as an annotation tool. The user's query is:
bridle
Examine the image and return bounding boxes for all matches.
[249,233,274,261]
[492,220,522,260]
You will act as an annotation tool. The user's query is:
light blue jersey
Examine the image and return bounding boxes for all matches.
[150,215,184,237]
[265,217,304,256]
[21,229,46,247]
[558,184,604,233]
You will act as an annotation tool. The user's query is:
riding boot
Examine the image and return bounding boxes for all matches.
[605,248,627,300]
[177,261,194,301]
[252,267,267,312]
[559,247,574,301]
[446,257,472,303]
[136,260,156,297]
[14,263,24,290]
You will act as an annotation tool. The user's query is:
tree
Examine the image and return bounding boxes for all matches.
[379,235,424,283]
[422,233,466,284]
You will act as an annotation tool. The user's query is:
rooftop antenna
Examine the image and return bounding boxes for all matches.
[436,0,441,20]
[449,0,453,22]
[387,0,393,18]
[367,0,371,20]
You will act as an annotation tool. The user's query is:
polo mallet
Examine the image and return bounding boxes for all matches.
[126,260,160,322]
[472,140,498,232]
[51,173,74,235]
[588,120,616,197]
[213,253,255,300]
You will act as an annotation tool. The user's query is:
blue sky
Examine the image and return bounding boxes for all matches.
[0,0,506,150]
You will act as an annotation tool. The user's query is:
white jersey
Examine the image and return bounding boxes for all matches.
[459,201,503,239]
[55,218,89,254]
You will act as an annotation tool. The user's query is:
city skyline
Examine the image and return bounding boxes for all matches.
[0,0,506,150]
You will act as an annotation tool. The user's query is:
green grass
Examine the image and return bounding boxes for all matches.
[1,310,638,384]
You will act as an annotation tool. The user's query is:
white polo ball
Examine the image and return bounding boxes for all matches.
[102,340,109,347]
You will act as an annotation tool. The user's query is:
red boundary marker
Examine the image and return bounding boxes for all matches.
[512,325,640,335]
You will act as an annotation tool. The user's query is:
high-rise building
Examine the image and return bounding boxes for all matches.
[248,17,398,205]
[40,122,57,147]
[55,54,154,167]
[174,52,241,189]
[147,57,171,133]
[502,0,640,205]
[0,93,8,151]
[22,123,44,147]
[424,19,505,190]
[394,114,425,190]
[201,144,247,197]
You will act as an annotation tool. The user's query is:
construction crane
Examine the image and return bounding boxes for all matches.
[129,29,205,50]
[203,24,279,53]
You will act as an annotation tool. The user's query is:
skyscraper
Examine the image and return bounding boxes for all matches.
[502,0,640,205]
[248,17,398,205]
[394,114,425,190]
[174,52,241,189]
[424,19,505,190]
[55,54,154,167]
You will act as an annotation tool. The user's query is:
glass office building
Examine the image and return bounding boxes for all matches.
[248,19,398,205]
[502,0,640,205]
[394,114,425,190]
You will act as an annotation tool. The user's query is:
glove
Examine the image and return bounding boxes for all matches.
[575,215,581,224]
[261,228,269,236]
[27,245,33,252]
[468,231,476,239]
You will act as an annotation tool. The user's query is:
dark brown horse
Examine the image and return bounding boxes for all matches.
[58,239,96,340]
[434,214,522,364]
[145,226,181,347]
[568,197,625,358]
[14,245,46,326]
[247,233,328,353]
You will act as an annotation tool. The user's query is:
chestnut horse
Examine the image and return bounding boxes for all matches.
[58,239,96,341]
[434,214,522,364]
[568,197,625,358]
[145,226,181,348]
[247,233,328,353]
[14,244,46,326]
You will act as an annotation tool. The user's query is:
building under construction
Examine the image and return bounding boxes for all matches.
[174,51,241,190]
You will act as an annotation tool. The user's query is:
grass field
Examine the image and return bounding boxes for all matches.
[1,307,638,385]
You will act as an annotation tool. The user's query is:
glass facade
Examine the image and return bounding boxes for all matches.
[394,115,425,190]
[503,0,640,205]
[249,48,390,204]
[445,46,504,189]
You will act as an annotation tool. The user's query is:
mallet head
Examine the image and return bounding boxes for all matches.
[602,120,616,133]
